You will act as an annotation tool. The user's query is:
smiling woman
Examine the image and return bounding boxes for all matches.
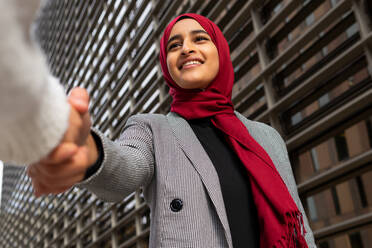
[27,13,316,248]
[165,18,219,90]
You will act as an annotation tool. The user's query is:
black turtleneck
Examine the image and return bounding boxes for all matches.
[188,118,260,248]
[86,118,260,247]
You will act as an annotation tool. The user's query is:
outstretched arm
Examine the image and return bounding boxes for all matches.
[27,88,154,201]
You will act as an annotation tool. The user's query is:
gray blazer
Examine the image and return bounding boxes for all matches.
[79,112,316,247]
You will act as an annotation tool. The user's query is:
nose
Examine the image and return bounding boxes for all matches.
[181,39,195,55]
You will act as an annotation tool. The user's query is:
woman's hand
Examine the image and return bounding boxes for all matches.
[27,87,98,197]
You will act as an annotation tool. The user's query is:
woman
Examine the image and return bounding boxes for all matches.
[28,14,316,247]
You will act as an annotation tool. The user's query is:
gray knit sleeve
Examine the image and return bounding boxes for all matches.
[0,0,69,165]
[77,115,155,202]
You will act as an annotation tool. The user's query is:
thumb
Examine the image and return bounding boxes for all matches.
[68,87,90,114]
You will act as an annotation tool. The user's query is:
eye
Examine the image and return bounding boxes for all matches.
[168,42,181,51]
[195,36,209,42]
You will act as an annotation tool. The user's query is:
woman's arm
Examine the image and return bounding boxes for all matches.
[77,116,155,202]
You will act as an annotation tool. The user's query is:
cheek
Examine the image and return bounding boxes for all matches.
[166,55,178,77]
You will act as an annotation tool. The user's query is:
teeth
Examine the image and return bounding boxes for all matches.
[183,60,201,67]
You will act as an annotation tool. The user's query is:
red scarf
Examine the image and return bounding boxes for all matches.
[159,13,307,248]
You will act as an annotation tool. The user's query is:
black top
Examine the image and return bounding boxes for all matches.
[86,119,260,247]
[84,131,104,179]
[188,118,260,248]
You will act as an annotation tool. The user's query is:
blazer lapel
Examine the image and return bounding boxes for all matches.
[167,112,233,248]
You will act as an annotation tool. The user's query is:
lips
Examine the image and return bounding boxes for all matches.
[179,58,204,69]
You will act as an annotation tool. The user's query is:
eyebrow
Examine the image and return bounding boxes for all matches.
[167,30,209,47]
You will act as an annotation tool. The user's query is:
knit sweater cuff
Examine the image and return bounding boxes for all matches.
[0,76,70,165]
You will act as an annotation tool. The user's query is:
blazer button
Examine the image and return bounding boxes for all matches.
[170,199,183,212]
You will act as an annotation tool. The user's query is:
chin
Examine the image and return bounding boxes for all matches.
[179,80,209,89]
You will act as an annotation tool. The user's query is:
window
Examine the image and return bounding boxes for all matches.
[356,176,368,208]
[306,196,318,221]
[334,132,349,161]
[331,187,341,215]
[366,1,372,23]
[330,0,339,7]
[288,32,293,41]
[310,148,320,171]
[319,241,329,248]
[349,232,364,248]
[318,93,330,108]
[305,13,315,26]
[291,112,302,125]
[365,119,372,148]
[322,46,329,56]
[273,3,282,14]
[346,23,359,38]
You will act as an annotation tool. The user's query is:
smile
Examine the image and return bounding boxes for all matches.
[179,59,204,69]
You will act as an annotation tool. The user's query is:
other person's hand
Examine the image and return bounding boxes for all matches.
[27,87,98,197]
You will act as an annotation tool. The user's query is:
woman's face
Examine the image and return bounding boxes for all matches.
[166,18,219,89]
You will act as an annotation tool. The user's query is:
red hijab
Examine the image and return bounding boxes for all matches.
[160,13,307,248]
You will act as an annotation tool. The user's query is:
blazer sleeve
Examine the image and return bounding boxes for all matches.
[77,115,155,202]
[270,128,317,247]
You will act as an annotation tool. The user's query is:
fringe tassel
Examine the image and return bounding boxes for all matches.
[273,211,308,248]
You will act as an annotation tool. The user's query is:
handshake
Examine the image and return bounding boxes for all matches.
[27,88,98,197]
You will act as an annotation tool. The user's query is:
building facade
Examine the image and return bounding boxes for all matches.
[1,0,372,247]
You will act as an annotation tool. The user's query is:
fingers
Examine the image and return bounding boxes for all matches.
[68,87,90,114]
[31,179,72,198]
[63,87,93,146]
[27,87,92,198]
[28,147,90,197]
[63,107,90,145]
[41,142,78,165]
